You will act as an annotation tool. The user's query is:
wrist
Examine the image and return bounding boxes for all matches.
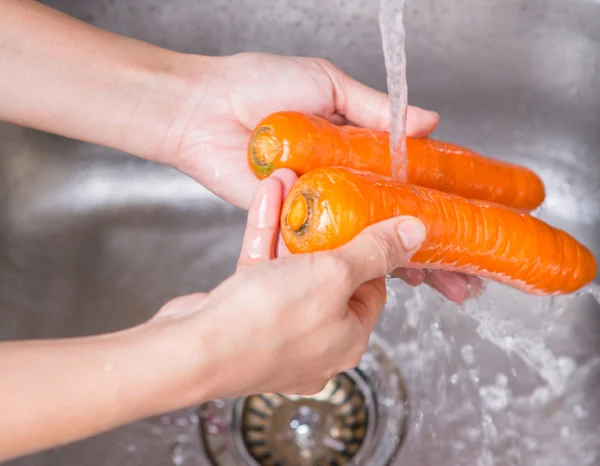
[128,313,224,416]
[129,53,218,166]
[0,0,218,166]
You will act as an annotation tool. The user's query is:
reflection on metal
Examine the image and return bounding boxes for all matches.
[237,371,373,466]
[198,344,409,466]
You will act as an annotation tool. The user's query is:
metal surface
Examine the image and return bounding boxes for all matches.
[196,344,408,466]
[1,0,599,464]
[235,371,373,465]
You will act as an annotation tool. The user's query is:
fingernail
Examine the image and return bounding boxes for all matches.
[397,219,426,250]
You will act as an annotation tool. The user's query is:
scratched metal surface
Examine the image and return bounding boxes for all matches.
[1,0,599,465]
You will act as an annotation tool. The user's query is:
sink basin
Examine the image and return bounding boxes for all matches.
[2,0,599,464]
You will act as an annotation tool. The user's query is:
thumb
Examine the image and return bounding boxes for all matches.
[335,216,426,286]
[322,62,439,135]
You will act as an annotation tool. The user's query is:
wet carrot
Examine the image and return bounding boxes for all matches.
[280,167,596,295]
[249,111,546,211]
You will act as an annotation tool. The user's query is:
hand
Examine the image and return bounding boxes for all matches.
[161,53,481,303]
[0,2,480,302]
[163,52,441,210]
[150,171,428,397]
[241,171,483,305]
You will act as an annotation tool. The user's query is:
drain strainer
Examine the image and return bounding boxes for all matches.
[237,371,374,465]
[198,343,408,466]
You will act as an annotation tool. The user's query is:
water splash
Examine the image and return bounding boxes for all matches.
[375,281,600,465]
[379,0,409,181]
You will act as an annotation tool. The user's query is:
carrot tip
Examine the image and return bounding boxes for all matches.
[285,193,310,233]
[249,126,281,178]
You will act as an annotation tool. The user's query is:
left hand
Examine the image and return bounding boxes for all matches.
[162,52,481,302]
[163,52,441,210]
[236,168,482,304]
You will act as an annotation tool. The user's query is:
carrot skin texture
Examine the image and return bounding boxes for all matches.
[249,111,546,211]
[280,167,596,296]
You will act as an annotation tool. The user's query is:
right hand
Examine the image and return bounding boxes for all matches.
[158,52,442,210]
[151,170,427,398]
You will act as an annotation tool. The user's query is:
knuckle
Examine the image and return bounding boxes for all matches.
[335,260,354,286]
[314,57,335,70]
[320,254,353,286]
[366,231,397,272]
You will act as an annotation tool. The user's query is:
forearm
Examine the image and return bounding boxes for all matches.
[0,0,204,162]
[0,325,204,462]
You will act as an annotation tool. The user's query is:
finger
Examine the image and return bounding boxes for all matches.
[424,270,483,304]
[467,275,485,298]
[276,232,292,259]
[405,106,441,137]
[237,177,283,269]
[348,277,387,331]
[324,113,348,126]
[334,216,426,287]
[321,61,439,135]
[390,267,427,286]
[271,168,297,196]
[271,169,298,259]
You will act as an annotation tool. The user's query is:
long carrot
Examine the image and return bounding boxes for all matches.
[249,111,546,211]
[281,167,596,295]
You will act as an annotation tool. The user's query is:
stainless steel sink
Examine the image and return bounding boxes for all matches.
[2,0,599,465]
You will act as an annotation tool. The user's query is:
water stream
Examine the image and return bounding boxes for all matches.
[379,0,409,181]
[377,2,600,465]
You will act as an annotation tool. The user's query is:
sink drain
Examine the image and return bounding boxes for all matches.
[236,370,375,465]
[197,343,408,465]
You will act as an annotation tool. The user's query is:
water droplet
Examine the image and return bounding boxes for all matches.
[214,399,225,409]
[466,428,481,442]
[149,426,164,436]
[481,414,498,438]
[170,438,188,465]
[479,385,509,412]
[573,404,589,419]
[468,368,480,384]
[557,357,576,378]
[170,443,184,465]
[175,417,189,427]
[460,345,476,365]
[495,373,508,387]
[523,436,538,450]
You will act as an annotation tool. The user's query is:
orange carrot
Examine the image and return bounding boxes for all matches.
[249,111,546,211]
[281,167,596,295]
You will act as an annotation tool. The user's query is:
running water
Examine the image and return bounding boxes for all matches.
[377,3,600,465]
[373,280,600,465]
[379,0,409,181]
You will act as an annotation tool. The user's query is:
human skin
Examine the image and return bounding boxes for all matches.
[0,169,429,461]
[0,1,482,460]
[0,0,480,300]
